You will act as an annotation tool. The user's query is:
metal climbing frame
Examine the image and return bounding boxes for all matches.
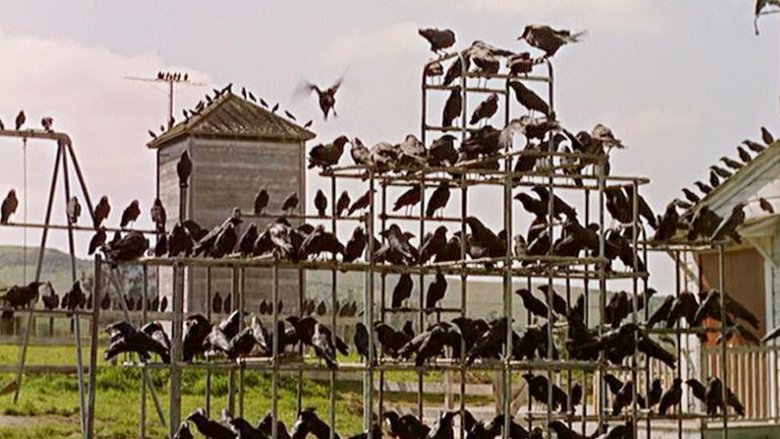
[88,49,738,439]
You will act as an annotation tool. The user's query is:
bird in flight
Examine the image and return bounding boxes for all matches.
[300,78,343,120]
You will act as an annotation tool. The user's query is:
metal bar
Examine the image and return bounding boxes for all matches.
[329,174,337,439]
[169,262,184,436]
[718,245,728,439]
[364,171,376,437]
[205,267,212,417]
[14,142,62,404]
[140,266,148,439]
[86,256,102,439]
[60,143,88,437]
[271,262,280,439]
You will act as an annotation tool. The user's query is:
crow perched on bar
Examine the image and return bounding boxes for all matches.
[470,93,499,125]
[102,231,149,263]
[186,409,235,439]
[93,195,111,228]
[308,135,349,170]
[442,86,463,127]
[522,373,568,411]
[391,273,413,309]
[420,226,447,264]
[254,187,269,215]
[335,191,350,217]
[428,135,458,167]
[104,321,170,363]
[281,193,299,214]
[710,202,746,243]
[418,28,456,53]
[0,281,42,319]
[314,190,328,217]
[425,272,447,310]
[508,81,550,116]
[658,378,683,415]
[120,200,141,229]
[343,226,367,263]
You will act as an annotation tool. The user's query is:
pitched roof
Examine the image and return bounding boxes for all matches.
[146,91,315,149]
[685,140,780,212]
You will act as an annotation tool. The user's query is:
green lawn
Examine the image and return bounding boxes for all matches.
[0,345,495,438]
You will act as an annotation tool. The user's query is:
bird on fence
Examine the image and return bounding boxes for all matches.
[253,187,270,215]
[299,224,345,260]
[211,292,223,314]
[349,137,372,167]
[150,198,166,233]
[182,314,212,362]
[464,216,505,263]
[258,410,292,439]
[210,222,237,258]
[393,185,422,215]
[281,193,299,215]
[173,422,193,439]
[375,224,419,265]
[288,316,348,369]
[94,195,111,228]
[397,134,427,169]
[391,273,413,309]
[302,79,343,120]
[1,189,18,224]
[397,322,459,365]
[342,226,367,264]
[427,411,457,439]
[313,189,328,217]
[41,283,59,310]
[658,378,682,415]
[428,135,458,168]
[470,93,499,126]
[204,311,241,357]
[120,200,141,229]
[101,231,149,264]
[66,196,81,225]
[104,321,170,363]
[224,408,266,438]
[383,411,429,439]
[425,181,451,218]
[522,373,568,411]
[309,135,349,170]
[622,186,657,229]
[508,81,550,116]
[653,202,680,242]
[425,272,447,310]
[237,223,259,256]
[186,409,235,439]
[14,110,25,130]
[515,288,553,321]
[537,285,569,317]
[374,323,413,358]
[353,321,372,361]
[177,150,192,188]
[709,170,721,188]
[466,317,516,363]
[0,281,42,319]
[518,25,585,58]
[168,223,194,257]
[442,86,463,128]
[192,208,242,257]
[419,226,448,265]
[418,28,456,53]
[347,189,372,217]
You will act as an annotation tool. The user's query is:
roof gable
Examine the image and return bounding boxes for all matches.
[147,91,315,149]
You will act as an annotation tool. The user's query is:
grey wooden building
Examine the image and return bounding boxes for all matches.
[147,91,315,314]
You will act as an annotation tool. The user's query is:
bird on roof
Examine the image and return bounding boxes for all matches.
[694,181,713,195]
[709,171,721,188]
[710,202,746,243]
[737,145,752,163]
[418,28,456,53]
[720,156,743,170]
[284,110,297,121]
[762,126,775,144]
[14,111,25,130]
[744,139,766,153]
[710,165,732,179]
[302,78,343,120]
[682,188,700,204]
[759,197,774,214]
[518,25,585,58]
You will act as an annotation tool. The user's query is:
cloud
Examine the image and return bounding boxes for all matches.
[0,29,211,254]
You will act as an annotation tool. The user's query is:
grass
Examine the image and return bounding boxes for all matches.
[0,345,495,438]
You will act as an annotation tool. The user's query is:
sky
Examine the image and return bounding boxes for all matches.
[0,1,777,291]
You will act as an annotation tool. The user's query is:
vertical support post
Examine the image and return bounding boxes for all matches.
[329,174,337,439]
[14,142,62,404]
[718,245,728,439]
[87,256,103,439]
[205,267,212,417]
[169,262,184,436]
[140,265,148,439]
[271,262,280,439]
[364,172,376,436]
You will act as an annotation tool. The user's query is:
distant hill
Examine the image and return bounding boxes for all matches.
[0,245,92,292]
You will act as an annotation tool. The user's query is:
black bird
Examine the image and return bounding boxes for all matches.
[282,193,299,214]
[522,373,568,411]
[299,225,344,260]
[425,272,447,310]
[160,296,168,312]
[470,93,499,125]
[173,422,193,439]
[686,378,707,405]
[420,226,447,264]
[518,25,585,58]
[442,86,463,127]
[212,222,237,258]
[418,28,456,53]
[238,223,259,256]
[705,377,727,416]
[759,197,774,214]
[720,156,743,170]
[647,378,663,409]
[710,165,732,179]
[67,196,81,225]
[464,216,505,262]
[314,190,328,216]
[762,126,775,144]
[428,135,459,167]
[426,411,456,439]
[15,111,25,130]
[104,321,170,363]
[667,291,699,328]
[308,135,349,170]
[653,201,680,242]
[306,79,343,120]
[537,285,568,316]
[0,281,42,319]
[354,321,371,361]
[532,186,577,219]
[102,231,149,263]
[168,223,194,257]
[150,198,167,233]
[623,186,657,229]
[682,188,700,204]
[350,138,372,167]
[548,421,584,439]
[658,378,682,415]
[335,191,350,217]
[391,273,413,309]
[212,292,223,314]
[348,190,372,216]
[710,202,746,243]
[254,187,269,215]
[344,226,367,263]
[186,409,235,439]
[426,181,451,218]
[508,81,550,116]
[177,150,192,187]
[393,185,422,213]
[515,288,552,320]
[687,204,722,241]
[120,200,141,228]
[737,145,752,163]
[709,170,721,188]
[92,196,111,228]
[88,227,107,255]
[694,181,713,195]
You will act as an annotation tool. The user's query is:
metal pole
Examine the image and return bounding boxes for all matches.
[14,142,62,404]
[86,256,102,439]
[169,262,184,436]
[365,172,376,436]
[271,262,280,439]
[718,245,728,439]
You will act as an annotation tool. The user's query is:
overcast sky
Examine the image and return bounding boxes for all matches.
[0,1,777,290]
